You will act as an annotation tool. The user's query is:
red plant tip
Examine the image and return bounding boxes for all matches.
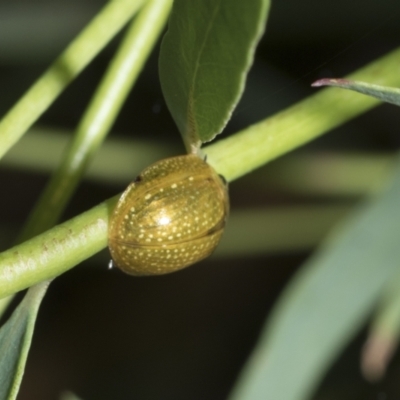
[361,333,397,382]
[311,78,350,87]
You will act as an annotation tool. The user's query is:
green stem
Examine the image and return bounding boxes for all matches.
[0,197,118,299]
[204,47,400,181]
[18,0,173,243]
[3,128,394,195]
[3,127,177,185]
[2,46,400,298]
[0,201,352,299]
[259,152,394,197]
[0,2,168,396]
[0,0,145,160]
[214,204,351,257]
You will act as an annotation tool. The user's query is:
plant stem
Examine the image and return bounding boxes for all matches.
[3,127,177,185]
[18,0,173,243]
[0,0,145,160]
[0,197,118,299]
[2,46,400,298]
[204,47,400,181]
[3,128,394,195]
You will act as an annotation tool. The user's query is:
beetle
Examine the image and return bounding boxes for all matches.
[108,154,229,275]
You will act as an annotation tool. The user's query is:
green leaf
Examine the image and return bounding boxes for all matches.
[0,283,49,400]
[159,0,270,153]
[229,155,400,400]
[312,78,400,106]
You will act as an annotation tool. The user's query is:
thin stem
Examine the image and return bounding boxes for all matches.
[18,0,173,243]
[3,129,394,195]
[0,0,145,161]
[3,127,177,185]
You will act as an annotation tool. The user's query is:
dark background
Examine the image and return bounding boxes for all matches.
[1,0,400,399]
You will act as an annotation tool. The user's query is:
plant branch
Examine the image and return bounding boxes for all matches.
[18,0,173,243]
[204,47,400,181]
[0,0,145,160]
[1,47,400,298]
[0,197,118,299]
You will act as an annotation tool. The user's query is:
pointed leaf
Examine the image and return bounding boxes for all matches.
[0,283,49,400]
[229,156,400,400]
[312,78,400,106]
[159,0,270,152]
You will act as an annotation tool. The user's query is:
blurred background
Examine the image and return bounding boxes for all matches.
[1,0,400,398]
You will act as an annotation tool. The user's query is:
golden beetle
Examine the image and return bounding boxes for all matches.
[108,154,229,276]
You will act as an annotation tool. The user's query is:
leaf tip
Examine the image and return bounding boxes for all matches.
[311,78,350,88]
[361,332,397,382]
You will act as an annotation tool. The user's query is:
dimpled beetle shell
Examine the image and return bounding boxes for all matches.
[108,154,229,276]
